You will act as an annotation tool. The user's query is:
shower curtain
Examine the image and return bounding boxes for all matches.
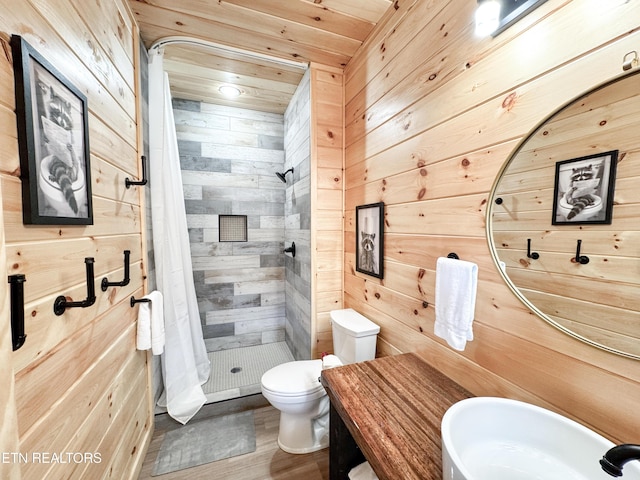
[148,48,210,424]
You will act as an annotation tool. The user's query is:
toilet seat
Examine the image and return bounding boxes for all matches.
[261,359,324,398]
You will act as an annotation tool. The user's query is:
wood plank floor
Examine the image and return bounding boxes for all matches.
[137,395,330,480]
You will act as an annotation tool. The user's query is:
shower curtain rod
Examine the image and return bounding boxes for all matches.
[148,36,309,70]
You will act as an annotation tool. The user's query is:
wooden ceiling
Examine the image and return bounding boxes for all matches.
[128,0,393,114]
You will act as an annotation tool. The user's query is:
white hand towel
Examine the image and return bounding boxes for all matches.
[434,257,478,351]
[136,290,165,355]
[349,461,379,480]
[322,354,343,370]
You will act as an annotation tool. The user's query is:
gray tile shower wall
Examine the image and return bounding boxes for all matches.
[283,70,312,360]
[173,99,287,352]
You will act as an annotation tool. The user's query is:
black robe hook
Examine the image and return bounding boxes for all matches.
[54,257,97,315]
[9,274,27,351]
[527,239,539,260]
[101,250,131,291]
[574,239,590,264]
[125,155,148,188]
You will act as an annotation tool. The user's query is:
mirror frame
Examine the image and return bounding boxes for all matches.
[486,68,640,360]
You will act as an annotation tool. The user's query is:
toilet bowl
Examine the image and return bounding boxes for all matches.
[261,308,380,454]
[261,359,329,454]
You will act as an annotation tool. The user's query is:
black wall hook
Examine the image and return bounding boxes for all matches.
[101,250,131,291]
[527,239,539,260]
[125,155,148,188]
[54,257,97,315]
[9,274,27,351]
[284,242,296,257]
[574,239,590,264]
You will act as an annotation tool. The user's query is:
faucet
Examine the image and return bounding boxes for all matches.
[600,444,640,477]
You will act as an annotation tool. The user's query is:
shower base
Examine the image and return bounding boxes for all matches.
[203,342,294,404]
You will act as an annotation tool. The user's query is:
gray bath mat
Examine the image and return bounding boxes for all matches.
[152,410,256,476]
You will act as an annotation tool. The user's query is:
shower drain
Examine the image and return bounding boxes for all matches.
[230,366,242,374]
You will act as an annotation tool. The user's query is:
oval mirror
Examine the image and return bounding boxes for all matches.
[487,68,640,359]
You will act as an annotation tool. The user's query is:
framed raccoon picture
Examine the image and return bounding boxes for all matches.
[12,35,93,225]
[551,151,618,225]
[356,202,384,279]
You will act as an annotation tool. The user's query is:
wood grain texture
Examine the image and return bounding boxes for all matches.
[0,162,19,480]
[343,0,640,447]
[311,65,344,357]
[0,1,151,479]
[128,0,392,114]
[321,353,472,480]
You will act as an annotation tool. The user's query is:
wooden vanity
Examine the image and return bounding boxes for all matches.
[320,353,472,480]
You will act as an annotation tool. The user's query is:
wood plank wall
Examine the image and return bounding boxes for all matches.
[343,0,640,443]
[0,1,151,478]
[0,168,19,480]
[310,64,344,358]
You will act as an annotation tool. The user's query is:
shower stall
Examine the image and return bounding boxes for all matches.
[170,70,312,404]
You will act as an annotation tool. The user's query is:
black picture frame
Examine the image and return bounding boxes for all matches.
[551,150,618,225]
[355,202,384,279]
[12,35,93,225]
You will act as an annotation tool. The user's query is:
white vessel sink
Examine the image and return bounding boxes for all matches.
[441,397,640,480]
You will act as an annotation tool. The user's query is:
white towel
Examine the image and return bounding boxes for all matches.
[322,354,343,370]
[136,290,165,355]
[349,461,379,480]
[434,257,478,351]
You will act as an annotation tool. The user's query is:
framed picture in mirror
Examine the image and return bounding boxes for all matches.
[551,150,618,225]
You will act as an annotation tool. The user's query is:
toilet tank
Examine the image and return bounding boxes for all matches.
[330,309,380,364]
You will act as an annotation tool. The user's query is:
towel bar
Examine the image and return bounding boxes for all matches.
[130,296,151,307]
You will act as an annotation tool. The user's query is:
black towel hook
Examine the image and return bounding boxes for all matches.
[9,274,27,351]
[101,250,131,291]
[574,239,590,264]
[54,257,97,315]
[125,155,148,188]
[527,239,539,260]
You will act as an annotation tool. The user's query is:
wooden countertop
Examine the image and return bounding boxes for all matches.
[320,353,472,480]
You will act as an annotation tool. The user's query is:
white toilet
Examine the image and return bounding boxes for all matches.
[260,308,380,454]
